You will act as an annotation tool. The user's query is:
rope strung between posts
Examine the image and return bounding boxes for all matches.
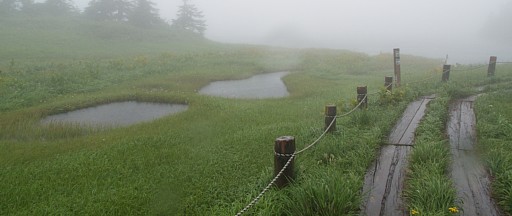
[405,74,436,85]
[294,114,337,155]
[274,94,367,157]
[236,60,509,215]
[236,119,335,215]
[368,83,393,95]
[337,94,367,118]
[236,94,368,215]
[451,64,487,72]
[235,154,295,216]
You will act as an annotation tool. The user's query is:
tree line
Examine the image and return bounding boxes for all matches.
[0,0,207,36]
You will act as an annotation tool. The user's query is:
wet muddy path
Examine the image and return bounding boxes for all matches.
[448,96,500,216]
[361,96,433,216]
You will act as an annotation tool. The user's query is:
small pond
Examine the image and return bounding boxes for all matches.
[199,71,290,99]
[41,101,188,127]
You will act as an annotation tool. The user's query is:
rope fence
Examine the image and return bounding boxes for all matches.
[368,83,393,95]
[451,64,487,72]
[406,74,437,85]
[235,154,295,216]
[234,54,511,215]
[235,94,367,215]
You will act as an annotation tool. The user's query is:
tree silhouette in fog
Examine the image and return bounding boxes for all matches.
[0,0,35,14]
[129,0,162,27]
[84,0,132,22]
[171,0,206,36]
[41,0,77,15]
[0,0,77,16]
[0,0,19,13]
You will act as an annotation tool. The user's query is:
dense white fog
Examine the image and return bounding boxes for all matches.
[57,0,512,63]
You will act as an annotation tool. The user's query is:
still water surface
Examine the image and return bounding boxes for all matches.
[41,101,188,127]
[199,71,290,99]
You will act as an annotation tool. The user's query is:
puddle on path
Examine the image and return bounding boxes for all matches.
[361,96,433,216]
[41,101,188,127]
[199,71,290,99]
[448,96,500,216]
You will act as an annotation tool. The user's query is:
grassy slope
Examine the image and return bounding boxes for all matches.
[0,15,223,62]
[0,15,463,215]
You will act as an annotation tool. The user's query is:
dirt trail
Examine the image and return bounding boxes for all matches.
[448,96,500,216]
[361,96,433,216]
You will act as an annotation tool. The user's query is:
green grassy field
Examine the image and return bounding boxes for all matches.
[1,14,511,215]
[403,64,512,216]
[0,48,426,214]
[476,89,512,215]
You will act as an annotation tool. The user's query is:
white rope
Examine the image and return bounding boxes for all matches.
[236,92,369,215]
[451,64,487,72]
[235,154,295,216]
[368,83,393,95]
[337,94,367,118]
[295,116,336,155]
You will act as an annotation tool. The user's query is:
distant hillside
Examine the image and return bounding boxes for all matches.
[0,15,221,62]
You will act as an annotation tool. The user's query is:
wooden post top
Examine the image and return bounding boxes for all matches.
[275,136,295,142]
[357,86,368,94]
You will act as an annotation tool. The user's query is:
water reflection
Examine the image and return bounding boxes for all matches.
[41,101,188,127]
[199,71,290,99]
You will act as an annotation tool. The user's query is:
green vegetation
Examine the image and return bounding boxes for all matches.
[404,96,456,216]
[0,14,218,63]
[0,14,431,215]
[0,43,429,214]
[2,11,512,215]
[476,90,512,215]
[403,64,512,216]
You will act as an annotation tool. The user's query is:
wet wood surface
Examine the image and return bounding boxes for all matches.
[361,96,432,216]
[362,145,411,216]
[448,96,500,216]
[387,97,432,145]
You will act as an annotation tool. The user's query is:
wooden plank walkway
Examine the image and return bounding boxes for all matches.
[361,96,433,216]
[448,96,500,216]
[388,97,432,145]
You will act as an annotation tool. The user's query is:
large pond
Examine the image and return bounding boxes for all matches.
[41,101,188,127]
[199,71,290,99]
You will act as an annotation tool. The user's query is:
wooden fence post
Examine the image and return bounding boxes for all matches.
[393,48,401,87]
[274,136,295,188]
[357,86,368,109]
[488,56,497,77]
[385,76,393,91]
[325,105,336,132]
[442,65,451,82]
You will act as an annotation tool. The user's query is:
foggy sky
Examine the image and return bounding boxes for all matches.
[57,0,512,63]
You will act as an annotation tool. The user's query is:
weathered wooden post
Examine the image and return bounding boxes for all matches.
[324,105,336,132]
[442,64,451,82]
[393,48,401,87]
[385,76,393,91]
[357,86,368,109]
[488,56,497,77]
[274,136,295,188]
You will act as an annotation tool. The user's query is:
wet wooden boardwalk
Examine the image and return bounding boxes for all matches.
[448,96,500,216]
[361,96,433,216]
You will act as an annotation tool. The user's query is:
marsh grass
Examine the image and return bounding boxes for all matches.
[475,91,512,214]
[0,47,434,215]
[403,96,458,216]
[0,15,482,214]
[404,63,512,216]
